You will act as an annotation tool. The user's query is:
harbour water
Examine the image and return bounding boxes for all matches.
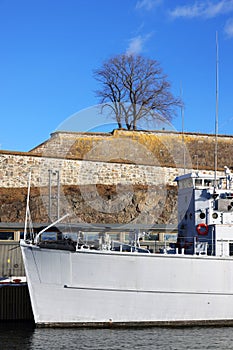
[1,323,233,349]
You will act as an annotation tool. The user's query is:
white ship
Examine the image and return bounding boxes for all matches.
[20,167,233,327]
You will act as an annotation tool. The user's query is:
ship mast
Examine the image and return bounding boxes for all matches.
[180,82,186,174]
[214,31,219,190]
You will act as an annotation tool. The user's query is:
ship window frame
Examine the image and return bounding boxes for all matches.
[229,243,233,256]
[204,179,214,187]
[195,179,203,187]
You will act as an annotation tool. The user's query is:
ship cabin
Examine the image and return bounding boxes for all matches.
[175,168,233,257]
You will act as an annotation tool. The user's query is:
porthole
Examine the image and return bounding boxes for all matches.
[212,212,218,219]
[200,212,206,219]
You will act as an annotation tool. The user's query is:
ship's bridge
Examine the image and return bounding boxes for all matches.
[175,172,225,190]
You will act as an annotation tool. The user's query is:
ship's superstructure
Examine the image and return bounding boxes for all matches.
[176,167,233,256]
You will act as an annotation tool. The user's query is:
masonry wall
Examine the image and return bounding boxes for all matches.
[30,129,233,170]
[0,129,232,225]
[0,152,186,188]
[2,128,231,188]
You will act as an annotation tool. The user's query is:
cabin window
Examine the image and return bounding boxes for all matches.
[204,180,214,187]
[195,179,202,186]
[229,243,233,256]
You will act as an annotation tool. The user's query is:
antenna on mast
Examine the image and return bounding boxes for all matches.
[214,31,219,191]
[180,82,186,174]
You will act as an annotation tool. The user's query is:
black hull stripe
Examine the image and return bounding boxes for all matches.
[64,285,233,296]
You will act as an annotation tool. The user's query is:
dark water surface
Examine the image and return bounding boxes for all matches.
[1,322,233,350]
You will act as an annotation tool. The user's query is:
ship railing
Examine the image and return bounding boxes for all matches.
[161,236,211,256]
[111,240,150,253]
[34,214,70,245]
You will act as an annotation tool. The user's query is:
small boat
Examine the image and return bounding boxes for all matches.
[0,276,26,284]
[20,167,233,327]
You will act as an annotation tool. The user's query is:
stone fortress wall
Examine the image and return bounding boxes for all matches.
[1,129,231,188]
[0,129,232,224]
[0,152,184,188]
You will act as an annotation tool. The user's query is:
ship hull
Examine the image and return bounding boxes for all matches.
[21,241,233,327]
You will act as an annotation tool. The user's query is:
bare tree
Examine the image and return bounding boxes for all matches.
[94,54,182,130]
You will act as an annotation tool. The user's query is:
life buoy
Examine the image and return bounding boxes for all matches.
[196,223,208,235]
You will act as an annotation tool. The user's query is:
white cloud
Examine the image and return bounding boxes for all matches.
[224,17,233,36]
[136,0,162,11]
[126,36,145,55]
[126,33,152,55]
[169,0,233,19]
[169,2,205,18]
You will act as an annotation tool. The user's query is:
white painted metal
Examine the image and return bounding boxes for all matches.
[21,169,233,326]
[21,241,233,326]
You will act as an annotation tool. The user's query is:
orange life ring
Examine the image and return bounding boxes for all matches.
[196,223,208,235]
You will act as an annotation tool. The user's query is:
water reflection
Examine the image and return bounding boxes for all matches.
[0,321,34,350]
[2,323,233,350]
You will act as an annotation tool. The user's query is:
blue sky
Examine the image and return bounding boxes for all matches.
[1,0,233,151]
